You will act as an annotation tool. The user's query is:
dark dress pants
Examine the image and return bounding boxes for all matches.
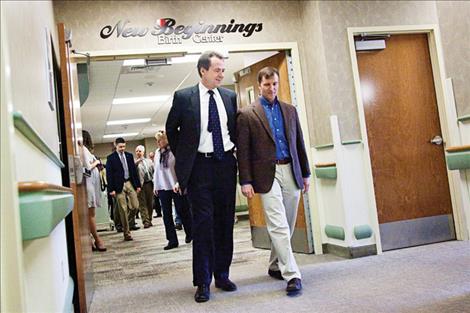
[158,190,193,245]
[153,194,162,216]
[187,153,237,286]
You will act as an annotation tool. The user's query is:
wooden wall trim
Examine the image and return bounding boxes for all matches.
[446,145,470,153]
[18,181,72,193]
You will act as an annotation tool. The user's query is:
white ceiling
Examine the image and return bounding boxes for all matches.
[81,51,279,143]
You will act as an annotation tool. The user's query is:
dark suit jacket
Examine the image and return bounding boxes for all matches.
[105,151,141,194]
[236,99,310,193]
[165,84,237,190]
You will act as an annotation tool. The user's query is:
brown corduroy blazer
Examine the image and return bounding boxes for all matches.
[236,99,311,193]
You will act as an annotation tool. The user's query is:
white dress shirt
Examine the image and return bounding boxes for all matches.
[198,82,235,153]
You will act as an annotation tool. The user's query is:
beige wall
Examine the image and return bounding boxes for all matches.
[308,1,439,142]
[2,1,71,312]
[53,0,304,50]
[54,0,469,145]
[299,1,333,145]
[5,0,61,153]
[437,1,470,117]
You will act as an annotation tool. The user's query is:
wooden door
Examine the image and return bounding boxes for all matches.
[356,34,455,250]
[235,51,313,253]
[57,23,94,312]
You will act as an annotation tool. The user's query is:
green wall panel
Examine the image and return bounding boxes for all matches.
[446,151,470,170]
[315,166,337,179]
[19,191,74,240]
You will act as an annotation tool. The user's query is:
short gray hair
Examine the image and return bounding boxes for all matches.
[135,145,145,153]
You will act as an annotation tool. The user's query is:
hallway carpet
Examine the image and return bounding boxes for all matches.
[89,219,470,313]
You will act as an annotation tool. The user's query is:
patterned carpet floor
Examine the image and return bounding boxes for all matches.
[89,218,470,313]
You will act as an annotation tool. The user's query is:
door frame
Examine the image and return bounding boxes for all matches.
[72,42,323,254]
[347,24,468,253]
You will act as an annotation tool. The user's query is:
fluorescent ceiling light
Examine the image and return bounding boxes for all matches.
[112,95,170,105]
[123,59,146,66]
[103,132,139,138]
[106,118,151,126]
[169,54,201,64]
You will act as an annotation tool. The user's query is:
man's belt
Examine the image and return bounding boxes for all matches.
[275,158,291,165]
[197,148,235,158]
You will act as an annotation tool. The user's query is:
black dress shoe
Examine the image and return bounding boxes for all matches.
[175,223,183,230]
[268,269,284,280]
[130,225,140,231]
[163,242,178,250]
[194,285,210,303]
[185,236,192,244]
[286,278,302,294]
[215,278,237,291]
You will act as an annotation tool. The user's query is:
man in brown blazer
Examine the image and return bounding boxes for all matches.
[236,67,310,295]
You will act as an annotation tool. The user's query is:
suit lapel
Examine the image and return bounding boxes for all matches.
[253,100,275,143]
[190,85,201,138]
[279,101,292,145]
[218,88,234,130]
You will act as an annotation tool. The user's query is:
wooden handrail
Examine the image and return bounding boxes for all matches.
[446,145,470,153]
[18,181,72,193]
[315,162,337,168]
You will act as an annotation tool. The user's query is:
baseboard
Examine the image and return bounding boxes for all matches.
[322,243,377,259]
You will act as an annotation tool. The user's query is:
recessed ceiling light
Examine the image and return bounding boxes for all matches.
[112,95,170,105]
[103,132,139,138]
[123,59,146,66]
[106,118,151,126]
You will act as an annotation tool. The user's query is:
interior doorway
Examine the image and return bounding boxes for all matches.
[352,32,455,251]
[74,47,316,292]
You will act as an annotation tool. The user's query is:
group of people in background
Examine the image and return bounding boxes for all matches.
[82,130,192,250]
[82,50,310,302]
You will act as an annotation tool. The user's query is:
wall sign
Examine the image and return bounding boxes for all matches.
[99,18,263,44]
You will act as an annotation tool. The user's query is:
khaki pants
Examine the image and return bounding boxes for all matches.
[137,181,153,224]
[259,164,301,281]
[116,181,139,236]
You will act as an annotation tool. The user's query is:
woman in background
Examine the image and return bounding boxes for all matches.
[153,131,192,250]
[82,130,107,252]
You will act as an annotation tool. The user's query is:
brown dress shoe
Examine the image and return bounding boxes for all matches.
[124,234,133,241]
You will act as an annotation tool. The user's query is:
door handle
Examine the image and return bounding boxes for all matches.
[430,135,443,145]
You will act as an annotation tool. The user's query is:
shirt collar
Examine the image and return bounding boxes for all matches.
[260,95,279,107]
[199,82,220,98]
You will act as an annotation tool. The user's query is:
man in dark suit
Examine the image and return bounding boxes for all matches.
[105,137,141,241]
[166,51,238,303]
[236,67,310,295]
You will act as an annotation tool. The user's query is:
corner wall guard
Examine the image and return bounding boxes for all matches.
[18,181,73,240]
[13,111,64,168]
[325,224,345,240]
[354,225,373,240]
[445,145,470,170]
